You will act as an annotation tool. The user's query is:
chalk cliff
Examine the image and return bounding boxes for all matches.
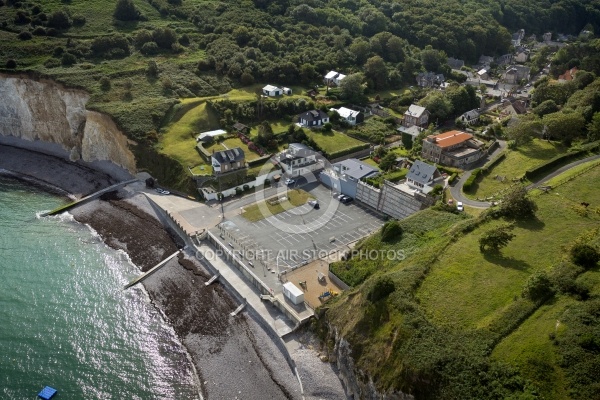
[0,74,136,173]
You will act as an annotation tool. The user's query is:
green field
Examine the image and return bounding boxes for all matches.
[306,130,367,156]
[469,140,567,199]
[241,189,313,222]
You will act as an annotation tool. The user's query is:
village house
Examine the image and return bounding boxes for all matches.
[543,32,552,42]
[515,49,529,63]
[558,67,578,82]
[298,109,329,127]
[273,143,319,177]
[477,55,494,68]
[262,85,291,96]
[512,29,525,47]
[211,148,246,175]
[416,72,445,88]
[403,104,430,128]
[330,107,364,126]
[319,158,379,198]
[477,68,490,80]
[447,57,465,70]
[502,65,531,84]
[459,109,481,126]
[324,71,346,86]
[405,160,443,194]
[232,122,249,134]
[397,125,424,143]
[421,130,485,167]
[496,54,513,66]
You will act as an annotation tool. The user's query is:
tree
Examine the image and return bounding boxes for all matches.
[401,132,413,149]
[349,39,371,65]
[379,152,397,171]
[479,223,515,252]
[570,244,600,269]
[588,112,600,141]
[505,115,543,147]
[420,45,445,72]
[381,220,403,242]
[533,100,559,117]
[339,73,366,104]
[5,59,16,69]
[299,63,317,84]
[364,56,388,91]
[499,186,537,219]
[419,92,453,121]
[256,121,274,147]
[542,111,586,145]
[114,0,139,21]
[367,276,395,302]
[146,60,159,77]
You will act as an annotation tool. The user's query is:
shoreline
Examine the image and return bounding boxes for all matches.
[0,143,348,399]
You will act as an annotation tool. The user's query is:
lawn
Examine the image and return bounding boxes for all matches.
[417,165,600,330]
[361,158,380,169]
[468,140,567,199]
[306,130,368,156]
[157,102,219,169]
[241,189,313,222]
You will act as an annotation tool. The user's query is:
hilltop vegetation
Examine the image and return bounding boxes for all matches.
[1,0,600,191]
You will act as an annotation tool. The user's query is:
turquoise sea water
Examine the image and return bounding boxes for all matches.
[0,177,200,399]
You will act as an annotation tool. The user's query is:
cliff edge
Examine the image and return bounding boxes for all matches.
[0,74,136,173]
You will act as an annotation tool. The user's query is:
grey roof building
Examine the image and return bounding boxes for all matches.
[211,147,246,174]
[406,160,442,193]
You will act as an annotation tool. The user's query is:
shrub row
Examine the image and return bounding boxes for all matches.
[448,172,458,184]
[462,168,481,192]
[525,141,600,181]
[481,152,506,174]
[327,142,370,160]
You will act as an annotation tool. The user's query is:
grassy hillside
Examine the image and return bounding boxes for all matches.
[321,162,600,399]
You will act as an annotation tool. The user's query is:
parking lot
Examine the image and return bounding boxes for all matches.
[219,182,384,274]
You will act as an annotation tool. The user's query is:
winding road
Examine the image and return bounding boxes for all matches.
[450,142,600,209]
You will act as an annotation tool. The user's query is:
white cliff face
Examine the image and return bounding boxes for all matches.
[0,74,136,173]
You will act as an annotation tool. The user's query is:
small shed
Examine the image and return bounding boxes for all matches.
[196,129,227,142]
[38,386,58,400]
[282,87,292,95]
[283,282,304,305]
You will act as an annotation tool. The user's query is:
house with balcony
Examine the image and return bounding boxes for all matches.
[405,160,443,194]
[273,143,320,177]
[421,130,484,167]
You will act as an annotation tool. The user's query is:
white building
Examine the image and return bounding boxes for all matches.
[330,107,364,125]
[262,84,282,96]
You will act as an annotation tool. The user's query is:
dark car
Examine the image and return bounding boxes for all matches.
[340,196,353,204]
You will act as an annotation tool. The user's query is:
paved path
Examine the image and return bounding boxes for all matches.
[449,140,506,208]
[526,154,600,189]
[451,147,600,209]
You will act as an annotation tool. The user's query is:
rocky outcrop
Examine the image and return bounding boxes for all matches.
[0,73,136,173]
[328,325,414,400]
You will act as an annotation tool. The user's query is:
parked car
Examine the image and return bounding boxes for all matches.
[456,201,464,212]
[285,178,295,185]
[308,200,320,209]
[337,193,345,200]
[340,196,353,204]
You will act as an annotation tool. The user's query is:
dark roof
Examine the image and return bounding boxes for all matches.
[233,122,248,132]
[334,159,379,180]
[212,147,245,164]
[407,160,439,185]
[298,109,328,122]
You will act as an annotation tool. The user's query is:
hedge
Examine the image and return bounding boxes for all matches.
[463,168,481,192]
[448,172,458,184]
[327,142,370,160]
[524,141,600,181]
[481,152,506,174]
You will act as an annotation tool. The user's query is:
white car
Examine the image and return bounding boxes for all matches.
[285,178,295,185]
[456,201,464,212]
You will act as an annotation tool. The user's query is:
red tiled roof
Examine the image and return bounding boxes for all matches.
[558,67,578,81]
[427,130,473,148]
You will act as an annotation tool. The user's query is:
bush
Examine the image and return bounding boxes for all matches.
[381,220,403,242]
[18,31,32,40]
[114,0,139,21]
[99,76,111,91]
[5,59,16,69]
[448,172,458,184]
[479,223,515,253]
[72,14,86,27]
[367,277,395,302]
[141,41,159,55]
[61,52,77,66]
[32,26,46,36]
[47,10,71,30]
[91,35,130,57]
[570,244,600,269]
[522,271,554,301]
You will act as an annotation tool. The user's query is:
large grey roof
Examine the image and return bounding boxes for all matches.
[334,159,379,180]
[406,160,438,185]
